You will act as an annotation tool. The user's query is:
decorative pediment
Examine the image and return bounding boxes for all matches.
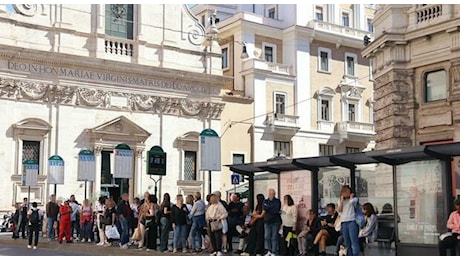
[176,131,200,151]
[338,76,366,99]
[317,87,336,97]
[86,116,151,144]
[13,118,52,137]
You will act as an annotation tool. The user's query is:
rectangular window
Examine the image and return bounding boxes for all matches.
[201,15,206,26]
[345,54,356,76]
[184,151,197,181]
[268,7,276,19]
[232,153,245,182]
[22,141,40,172]
[315,6,324,21]
[346,147,360,154]
[275,93,286,115]
[274,141,291,157]
[367,18,374,32]
[320,51,329,72]
[222,47,229,70]
[264,46,274,62]
[321,99,330,121]
[105,4,134,39]
[425,70,447,102]
[342,12,350,27]
[348,103,356,122]
[319,144,334,156]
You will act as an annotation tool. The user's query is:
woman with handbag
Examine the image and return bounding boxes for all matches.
[338,185,360,256]
[280,194,297,256]
[145,194,159,252]
[240,194,266,256]
[206,192,228,256]
[104,198,118,246]
[171,194,190,253]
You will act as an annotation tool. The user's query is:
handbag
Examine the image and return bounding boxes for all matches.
[105,225,120,240]
[355,205,366,229]
[131,227,141,241]
[210,219,223,232]
[440,232,452,241]
[335,214,342,232]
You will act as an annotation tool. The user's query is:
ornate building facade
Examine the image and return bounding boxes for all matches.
[0,4,234,211]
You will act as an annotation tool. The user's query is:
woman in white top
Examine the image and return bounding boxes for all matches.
[337,185,360,256]
[280,194,297,256]
[205,193,228,256]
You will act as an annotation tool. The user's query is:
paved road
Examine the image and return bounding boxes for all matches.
[0,243,96,256]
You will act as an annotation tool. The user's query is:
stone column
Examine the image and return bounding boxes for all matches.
[373,70,415,150]
[93,145,103,200]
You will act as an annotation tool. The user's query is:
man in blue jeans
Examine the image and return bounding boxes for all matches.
[117,193,134,249]
[263,188,281,256]
[45,194,59,240]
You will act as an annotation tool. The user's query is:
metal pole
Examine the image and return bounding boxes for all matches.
[154,181,158,198]
[54,184,57,196]
[234,184,236,194]
[311,169,319,214]
[27,186,30,209]
[208,170,212,194]
[84,180,87,200]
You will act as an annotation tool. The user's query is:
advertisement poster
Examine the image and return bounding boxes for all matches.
[396,160,445,245]
[280,170,312,231]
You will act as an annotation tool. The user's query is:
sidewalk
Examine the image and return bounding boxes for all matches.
[0,233,204,256]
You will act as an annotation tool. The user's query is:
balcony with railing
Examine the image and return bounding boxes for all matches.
[264,113,300,137]
[242,59,294,76]
[416,4,442,24]
[307,20,370,41]
[337,121,375,142]
[104,38,134,56]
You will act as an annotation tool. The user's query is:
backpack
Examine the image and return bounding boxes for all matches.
[29,209,40,225]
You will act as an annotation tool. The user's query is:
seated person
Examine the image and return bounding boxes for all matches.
[438,199,460,256]
[234,205,251,254]
[313,203,340,256]
[297,209,321,256]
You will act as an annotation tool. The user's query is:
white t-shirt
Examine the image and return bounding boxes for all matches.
[338,197,358,223]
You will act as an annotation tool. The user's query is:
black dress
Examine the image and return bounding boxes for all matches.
[324,211,339,245]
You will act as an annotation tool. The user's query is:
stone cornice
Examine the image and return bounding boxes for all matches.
[0,76,226,119]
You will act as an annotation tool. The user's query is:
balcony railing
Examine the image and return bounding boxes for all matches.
[338,121,374,133]
[242,59,294,76]
[416,4,442,24]
[308,20,370,40]
[105,38,134,56]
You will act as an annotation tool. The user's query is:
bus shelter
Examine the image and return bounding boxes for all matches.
[227,142,460,256]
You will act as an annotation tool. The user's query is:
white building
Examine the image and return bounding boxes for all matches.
[0,4,232,211]
[192,4,376,196]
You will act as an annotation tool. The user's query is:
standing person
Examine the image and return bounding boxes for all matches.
[136,192,151,249]
[80,199,93,243]
[185,194,194,250]
[241,194,266,256]
[280,194,297,256]
[117,193,134,249]
[439,199,460,256]
[189,192,206,253]
[26,202,43,249]
[69,195,80,241]
[131,197,140,236]
[95,196,108,246]
[12,203,20,239]
[358,202,378,255]
[263,188,282,256]
[104,198,118,246]
[171,194,189,253]
[58,200,73,244]
[212,191,230,253]
[313,203,340,255]
[159,193,173,252]
[144,194,159,252]
[206,192,228,256]
[227,193,244,253]
[45,195,59,241]
[18,197,28,239]
[338,185,360,256]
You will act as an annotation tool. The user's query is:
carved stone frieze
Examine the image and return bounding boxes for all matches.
[0,76,225,119]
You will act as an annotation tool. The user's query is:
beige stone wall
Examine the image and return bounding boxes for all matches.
[265,81,295,115]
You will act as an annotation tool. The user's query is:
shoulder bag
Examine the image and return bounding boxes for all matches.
[354,204,366,229]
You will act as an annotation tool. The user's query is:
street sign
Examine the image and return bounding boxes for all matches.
[231,174,240,185]
[48,155,64,184]
[78,149,96,182]
[147,146,167,175]
[23,159,38,187]
[200,129,221,171]
[114,143,133,178]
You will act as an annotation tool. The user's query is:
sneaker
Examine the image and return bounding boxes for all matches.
[27,245,32,249]
[173,248,178,253]
[264,252,272,256]
[88,239,92,243]
[209,252,217,256]
[81,239,86,243]
[240,252,250,256]
[182,248,188,253]
[120,244,129,249]
[33,246,37,250]
[222,248,227,253]
[217,251,223,256]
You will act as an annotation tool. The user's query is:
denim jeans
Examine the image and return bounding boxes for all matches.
[119,218,130,245]
[341,221,360,256]
[190,215,205,249]
[47,217,56,239]
[81,221,91,240]
[160,217,171,251]
[173,224,187,249]
[264,222,281,255]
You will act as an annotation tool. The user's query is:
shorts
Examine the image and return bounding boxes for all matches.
[222,219,228,234]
